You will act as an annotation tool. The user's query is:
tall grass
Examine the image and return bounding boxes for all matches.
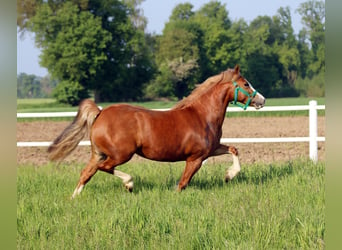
[17,159,325,249]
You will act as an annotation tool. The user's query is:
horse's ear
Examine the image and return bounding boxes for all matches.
[234,64,240,74]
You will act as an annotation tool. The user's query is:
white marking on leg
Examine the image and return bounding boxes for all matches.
[71,184,84,199]
[114,170,134,191]
[226,154,241,181]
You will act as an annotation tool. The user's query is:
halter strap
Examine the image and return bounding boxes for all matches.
[231,81,257,110]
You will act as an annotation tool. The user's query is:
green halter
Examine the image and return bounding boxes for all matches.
[231,81,257,110]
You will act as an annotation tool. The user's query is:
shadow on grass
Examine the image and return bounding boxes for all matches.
[123,162,296,192]
[233,162,295,185]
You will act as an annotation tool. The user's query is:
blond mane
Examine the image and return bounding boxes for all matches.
[172,68,236,109]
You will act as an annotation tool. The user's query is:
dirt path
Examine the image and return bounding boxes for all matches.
[17,116,325,166]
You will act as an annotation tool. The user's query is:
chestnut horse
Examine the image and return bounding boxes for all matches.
[48,65,265,198]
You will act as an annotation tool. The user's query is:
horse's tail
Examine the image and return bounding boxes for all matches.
[47,99,101,161]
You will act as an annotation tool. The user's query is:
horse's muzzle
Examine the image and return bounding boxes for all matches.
[251,93,266,109]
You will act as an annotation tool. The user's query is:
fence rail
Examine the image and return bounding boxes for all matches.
[16,104,325,118]
[17,101,325,162]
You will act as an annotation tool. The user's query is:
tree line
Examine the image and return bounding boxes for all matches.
[17,0,325,105]
[17,73,57,98]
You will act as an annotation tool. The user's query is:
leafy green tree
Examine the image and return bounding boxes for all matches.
[39,75,58,97]
[17,73,41,98]
[242,9,302,97]
[273,7,300,88]
[17,73,58,98]
[148,1,238,99]
[86,0,155,102]
[27,1,111,104]
[169,2,194,21]
[144,63,174,99]
[150,3,202,99]
[18,0,154,104]
[297,0,325,76]
[52,80,88,105]
[193,1,232,76]
[243,16,279,96]
[18,0,326,100]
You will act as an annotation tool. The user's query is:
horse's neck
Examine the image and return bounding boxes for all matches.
[192,83,231,126]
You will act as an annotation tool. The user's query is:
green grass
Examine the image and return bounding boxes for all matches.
[17,159,325,249]
[264,97,325,106]
[17,98,56,105]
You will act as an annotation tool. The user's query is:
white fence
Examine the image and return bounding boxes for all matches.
[17,100,325,162]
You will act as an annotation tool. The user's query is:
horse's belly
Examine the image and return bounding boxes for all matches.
[137,130,209,162]
[137,141,188,162]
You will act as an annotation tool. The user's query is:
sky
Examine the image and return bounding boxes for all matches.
[17,0,304,77]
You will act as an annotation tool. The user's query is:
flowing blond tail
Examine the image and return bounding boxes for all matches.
[47,99,101,161]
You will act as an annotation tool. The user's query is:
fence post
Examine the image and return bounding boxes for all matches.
[309,100,318,162]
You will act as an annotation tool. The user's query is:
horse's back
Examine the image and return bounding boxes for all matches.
[91,103,174,145]
[91,104,146,137]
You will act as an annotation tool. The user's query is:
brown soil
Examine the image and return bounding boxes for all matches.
[17,116,325,166]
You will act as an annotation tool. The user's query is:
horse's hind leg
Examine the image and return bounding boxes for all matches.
[212,145,240,182]
[71,155,100,199]
[98,156,134,192]
[114,170,134,192]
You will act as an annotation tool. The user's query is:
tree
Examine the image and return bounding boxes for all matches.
[40,75,58,97]
[147,1,240,100]
[193,1,232,76]
[18,0,154,104]
[273,7,300,88]
[169,2,194,21]
[52,80,88,105]
[18,0,325,101]
[297,0,325,76]
[149,3,202,99]
[242,12,301,97]
[86,0,155,102]
[17,73,58,98]
[17,73,41,98]
[27,1,111,104]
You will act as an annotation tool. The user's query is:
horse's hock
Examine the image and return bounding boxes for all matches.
[17,116,325,166]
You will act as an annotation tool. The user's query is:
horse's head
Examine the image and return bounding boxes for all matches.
[229,65,265,110]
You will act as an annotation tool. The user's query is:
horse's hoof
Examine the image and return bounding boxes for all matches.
[124,181,134,192]
[225,170,239,182]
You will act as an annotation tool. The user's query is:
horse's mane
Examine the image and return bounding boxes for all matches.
[172,67,235,110]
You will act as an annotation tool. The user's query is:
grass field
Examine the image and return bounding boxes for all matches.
[17,159,325,249]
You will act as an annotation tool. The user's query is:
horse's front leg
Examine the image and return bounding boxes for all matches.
[212,144,240,182]
[177,158,203,191]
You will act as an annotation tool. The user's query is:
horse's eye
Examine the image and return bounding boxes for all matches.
[244,83,249,87]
